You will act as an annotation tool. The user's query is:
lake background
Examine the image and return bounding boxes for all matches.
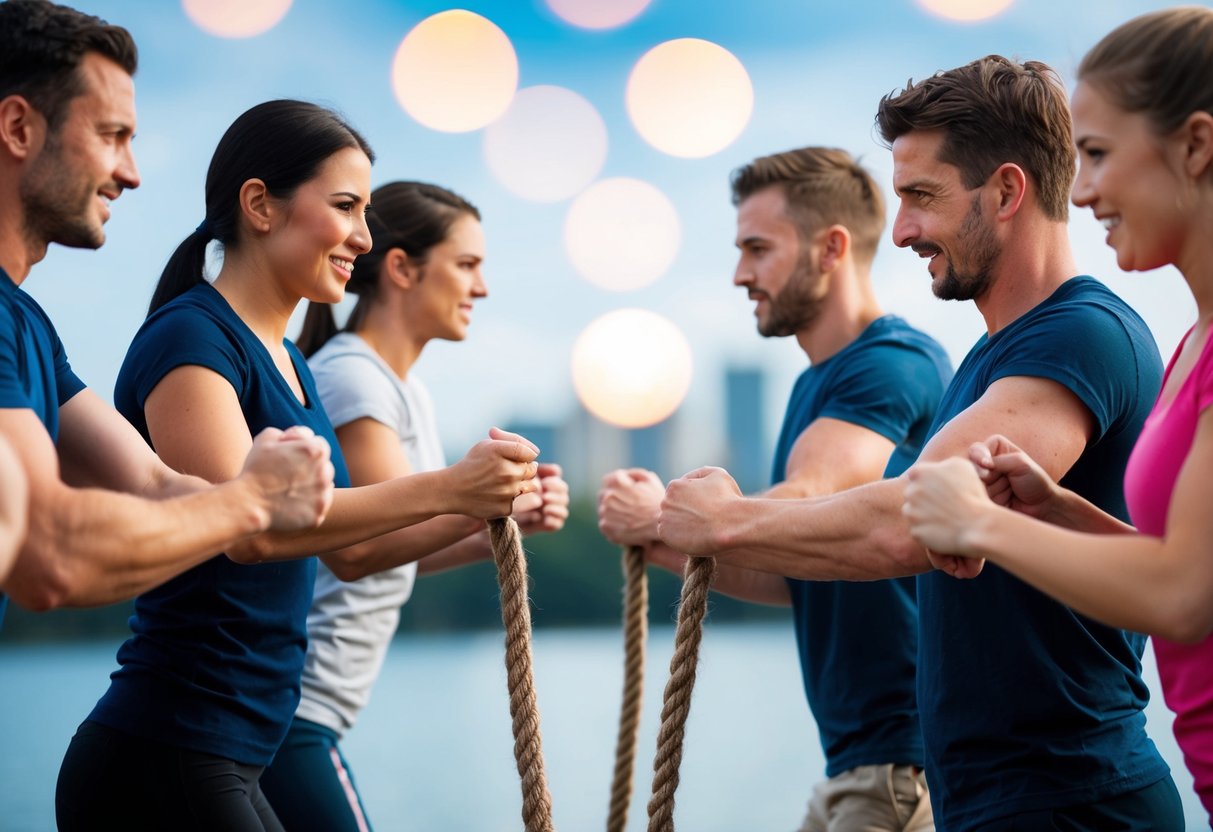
[3,622,1204,830]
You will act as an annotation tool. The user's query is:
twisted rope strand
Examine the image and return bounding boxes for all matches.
[490,517,555,832]
[606,545,649,832]
[646,556,717,832]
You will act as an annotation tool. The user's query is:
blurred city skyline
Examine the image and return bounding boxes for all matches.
[28,0,1196,484]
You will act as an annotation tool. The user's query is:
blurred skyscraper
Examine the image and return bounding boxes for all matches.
[724,365,768,492]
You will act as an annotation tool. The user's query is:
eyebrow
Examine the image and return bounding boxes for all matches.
[894,179,933,195]
[737,235,769,247]
[330,191,365,201]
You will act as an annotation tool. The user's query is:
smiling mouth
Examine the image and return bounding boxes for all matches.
[329,256,354,275]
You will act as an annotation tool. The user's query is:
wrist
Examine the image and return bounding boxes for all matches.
[229,475,273,536]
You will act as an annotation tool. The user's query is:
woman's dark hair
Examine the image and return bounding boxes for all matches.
[295,181,480,357]
[147,99,374,316]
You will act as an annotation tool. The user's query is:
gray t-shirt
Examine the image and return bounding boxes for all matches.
[296,333,447,735]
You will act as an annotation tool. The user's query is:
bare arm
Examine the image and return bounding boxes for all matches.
[0,393,333,609]
[0,432,27,583]
[601,417,900,603]
[903,408,1213,642]
[658,376,1095,581]
[143,366,536,564]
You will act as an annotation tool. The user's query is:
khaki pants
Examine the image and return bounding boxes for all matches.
[799,764,934,832]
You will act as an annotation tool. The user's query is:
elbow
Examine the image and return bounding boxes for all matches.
[1155,604,1213,645]
[323,543,372,582]
[4,542,75,611]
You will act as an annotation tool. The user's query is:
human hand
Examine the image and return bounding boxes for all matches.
[904,458,989,579]
[658,467,743,556]
[514,463,569,535]
[597,468,664,546]
[970,434,1059,520]
[240,425,335,532]
[448,427,540,519]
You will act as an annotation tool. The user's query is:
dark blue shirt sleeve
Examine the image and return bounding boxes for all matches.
[122,306,248,410]
[817,341,944,445]
[985,298,1148,443]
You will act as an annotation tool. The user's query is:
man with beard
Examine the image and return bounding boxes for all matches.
[598,146,950,831]
[657,56,1184,828]
[0,0,335,611]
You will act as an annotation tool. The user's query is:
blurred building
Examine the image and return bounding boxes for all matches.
[724,365,768,493]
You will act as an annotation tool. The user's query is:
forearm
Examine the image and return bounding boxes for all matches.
[1044,487,1137,534]
[324,514,485,580]
[5,478,268,610]
[966,506,1211,640]
[417,529,494,576]
[714,479,929,580]
[238,469,456,561]
[644,541,790,606]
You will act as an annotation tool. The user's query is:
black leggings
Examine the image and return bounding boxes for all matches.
[56,720,285,832]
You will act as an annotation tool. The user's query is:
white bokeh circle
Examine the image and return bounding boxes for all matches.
[391,10,518,133]
[545,0,652,30]
[571,309,693,428]
[915,0,1014,22]
[483,86,608,203]
[626,38,753,158]
[182,0,292,38]
[564,178,680,291]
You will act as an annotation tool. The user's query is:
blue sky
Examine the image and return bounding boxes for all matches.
[32,0,1196,470]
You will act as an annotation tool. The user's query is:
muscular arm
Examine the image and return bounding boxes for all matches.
[659,376,1095,581]
[604,418,899,605]
[0,433,27,583]
[0,397,277,610]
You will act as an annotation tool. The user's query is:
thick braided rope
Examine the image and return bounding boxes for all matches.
[489,517,555,832]
[646,556,717,832]
[606,545,649,832]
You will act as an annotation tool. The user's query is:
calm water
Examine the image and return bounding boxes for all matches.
[1,623,1205,830]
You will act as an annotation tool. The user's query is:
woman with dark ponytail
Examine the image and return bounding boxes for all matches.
[55,102,542,832]
[259,181,568,832]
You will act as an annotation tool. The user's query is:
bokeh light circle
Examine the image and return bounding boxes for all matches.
[545,0,652,30]
[564,178,681,291]
[483,86,608,203]
[182,0,292,38]
[915,0,1014,22]
[391,10,519,133]
[626,38,753,158]
[571,310,693,428]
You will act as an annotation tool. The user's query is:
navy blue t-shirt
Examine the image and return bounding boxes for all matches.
[917,277,1167,828]
[0,266,86,624]
[89,283,350,766]
[776,316,951,776]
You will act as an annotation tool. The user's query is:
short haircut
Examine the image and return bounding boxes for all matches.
[730,146,886,261]
[875,55,1074,222]
[0,0,138,129]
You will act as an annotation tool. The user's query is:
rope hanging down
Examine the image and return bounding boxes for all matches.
[606,545,649,832]
[646,556,718,832]
[490,517,555,832]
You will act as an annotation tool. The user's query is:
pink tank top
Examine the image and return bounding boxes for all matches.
[1123,325,1213,816]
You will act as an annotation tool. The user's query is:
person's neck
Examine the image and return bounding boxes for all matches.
[211,255,298,348]
[973,220,1077,336]
[356,303,426,379]
[0,200,45,285]
[795,265,883,365]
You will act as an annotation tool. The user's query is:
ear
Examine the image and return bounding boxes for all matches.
[238,178,272,234]
[817,224,851,273]
[0,95,45,162]
[382,247,418,290]
[990,162,1026,220]
[1180,110,1213,181]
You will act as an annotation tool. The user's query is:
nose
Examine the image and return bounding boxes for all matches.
[891,204,917,249]
[116,141,140,191]
[472,268,488,299]
[350,210,372,254]
[1071,163,1094,209]
[732,257,749,287]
